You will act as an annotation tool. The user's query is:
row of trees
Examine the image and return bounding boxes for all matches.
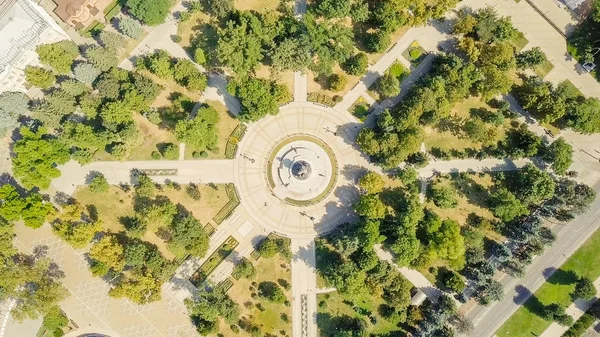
[135,50,208,92]
[514,76,600,134]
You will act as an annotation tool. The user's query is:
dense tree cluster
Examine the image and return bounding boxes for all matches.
[88,232,174,304]
[0,180,68,321]
[137,50,208,92]
[185,286,240,335]
[227,77,290,121]
[174,105,218,151]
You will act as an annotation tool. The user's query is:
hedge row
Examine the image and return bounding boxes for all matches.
[225,124,247,159]
[307,93,338,107]
[212,183,240,224]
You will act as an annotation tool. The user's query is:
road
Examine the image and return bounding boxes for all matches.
[468,180,600,336]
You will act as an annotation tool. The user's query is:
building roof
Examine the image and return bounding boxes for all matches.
[0,0,47,73]
[52,0,87,21]
[564,0,586,11]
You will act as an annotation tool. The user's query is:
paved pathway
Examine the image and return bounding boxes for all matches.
[417,157,536,178]
[334,27,448,112]
[51,159,234,195]
[291,238,317,337]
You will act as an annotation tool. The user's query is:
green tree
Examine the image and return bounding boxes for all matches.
[475,65,513,99]
[138,201,177,231]
[376,73,400,98]
[160,143,179,160]
[354,194,387,219]
[543,137,573,175]
[24,66,55,89]
[206,0,233,18]
[258,281,286,303]
[453,13,477,35]
[516,47,548,69]
[89,235,125,271]
[572,276,596,300]
[172,59,207,91]
[366,30,391,53]
[0,185,25,223]
[479,42,516,71]
[566,97,600,134]
[270,37,312,72]
[463,117,495,143]
[358,171,385,195]
[428,219,465,265]
[185,286,240,335]
[232,258,256,279]
[169,215,209,257]
[42,307,68,336]
[98,31,126,52]
[99,100,133,131]
[442,270,466,293]
[515,164,556,204]
[0,254,68,321]
[488,188,528,222]
[36,40,79,74]
[118,16,143,39]
[109,271,162,304]
[174,106,218,150]
[125,0,172,25]
[73,62,101,85]
[12,127,70,189]
[53,220,103,248]
[89,173,109,193]
[85,46,118,72]
[328,73,347,92]
[257,237,279,258]
[22,193,55,229]
[135,174,156,198]
[343,52,369,76]
[315,0,351,18]
[228,78,283,122]
[216,13,264,75]
[429,184,458,209]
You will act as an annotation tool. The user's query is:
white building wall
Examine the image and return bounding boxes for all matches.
[0,0,70,94]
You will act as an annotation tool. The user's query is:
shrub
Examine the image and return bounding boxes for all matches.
[194,48,207,65]
[258,281,286,303]
[328,74,347,92]
[151,151,161,160]
[145,110,162,124]
[186,183,201,200]
[172,35,182,43]
[199,150,208,158]
[409,48,422,60]
[376,73,401,98]
[160,143,179,160]
[89,174,109,193]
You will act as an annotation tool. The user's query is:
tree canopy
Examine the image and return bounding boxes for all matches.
[125,0,172,26]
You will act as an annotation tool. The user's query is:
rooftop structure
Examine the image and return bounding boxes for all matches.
[0,0,69,93]
[52,0,114,29]
[564,0,586,11]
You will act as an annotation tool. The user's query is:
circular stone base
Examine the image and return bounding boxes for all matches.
[267,135,338,206]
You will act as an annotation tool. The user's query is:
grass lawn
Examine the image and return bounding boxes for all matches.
[534,60,555,78]
[424,96,510,153]
[234,0,279,12]
[217,255,292,336]
[73,183,229,257]
[496,228,600,337]
[128,114,178,160]
[255,64,295,103]
[317,290,403,336]
[511,32,529,52]
[184,100,240,159]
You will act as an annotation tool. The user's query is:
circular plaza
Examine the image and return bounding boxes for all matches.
[266,135,338,206]
[233,103,370,238]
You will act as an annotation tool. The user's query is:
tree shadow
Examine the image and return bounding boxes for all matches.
[544,268,579,285]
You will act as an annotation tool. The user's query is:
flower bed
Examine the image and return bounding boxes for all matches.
[189,236,239,287]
